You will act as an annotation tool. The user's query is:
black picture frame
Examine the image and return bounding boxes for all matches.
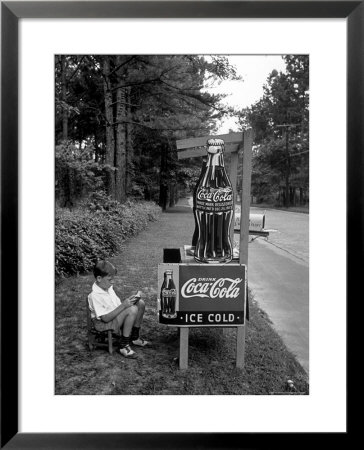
[1,1,357,448]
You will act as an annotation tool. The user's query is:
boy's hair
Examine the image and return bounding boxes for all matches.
[93,260,117,278]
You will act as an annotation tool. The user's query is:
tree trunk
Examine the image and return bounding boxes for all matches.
[299,187,304,205]
[167,141,178,208]
[281,186,286,207]
[61,55,68,141]
[144,186,151,201]
[169,184,178,207]
[169,184,174,207]
[103,56,116,198]
[126,87,134,196]
[284,131,290,207]
[289,186,295,206]
[60,56,72,206]
[159,185,168,211]
[94,128,101,163]
[115,82,127,203]
[159,143,168,211]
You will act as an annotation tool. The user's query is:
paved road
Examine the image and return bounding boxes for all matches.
[247,207,309,374]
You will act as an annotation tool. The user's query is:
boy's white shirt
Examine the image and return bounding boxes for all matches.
[88,282,121,320]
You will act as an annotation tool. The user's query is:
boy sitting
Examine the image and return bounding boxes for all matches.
[88,260,148,358]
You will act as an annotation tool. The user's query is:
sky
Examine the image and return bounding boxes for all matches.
[206,55,287,133]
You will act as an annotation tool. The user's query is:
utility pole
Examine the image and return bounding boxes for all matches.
[277,124,299,207]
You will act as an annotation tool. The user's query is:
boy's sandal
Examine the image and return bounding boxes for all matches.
[132,337,149,347]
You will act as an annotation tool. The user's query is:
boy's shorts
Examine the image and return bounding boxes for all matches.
[92,317,122,335]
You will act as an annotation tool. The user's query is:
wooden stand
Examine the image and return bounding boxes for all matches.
[176,130,253,369]
[179,328,189,369]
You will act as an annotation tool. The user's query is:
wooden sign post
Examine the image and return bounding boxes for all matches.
[236,129,253,368]
[159,131,253,369]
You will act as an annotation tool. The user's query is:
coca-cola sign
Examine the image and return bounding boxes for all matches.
[196,187,233,203]
[178,264,245,314]
[158,263,246,326]
[196,188,233,214]
[181,277,242,299]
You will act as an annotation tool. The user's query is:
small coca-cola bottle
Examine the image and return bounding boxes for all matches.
[160,270,177,319]
[194,138,234,264]
[192,156,207,247]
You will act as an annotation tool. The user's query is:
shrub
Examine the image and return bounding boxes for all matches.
[55,195,161,278]
[55,141,106,207]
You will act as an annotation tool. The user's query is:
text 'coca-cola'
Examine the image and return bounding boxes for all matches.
[181,277,242,299]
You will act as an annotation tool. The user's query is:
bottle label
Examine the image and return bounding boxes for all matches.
[162,288,177,297]
[196,187,233,213]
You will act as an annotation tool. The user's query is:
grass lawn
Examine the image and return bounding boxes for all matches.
[55,206,308,395]
[56,274,308,395]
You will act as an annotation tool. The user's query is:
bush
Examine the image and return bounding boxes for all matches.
[55,194,161,278]
[55,141,106,207]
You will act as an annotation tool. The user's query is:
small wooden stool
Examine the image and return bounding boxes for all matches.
[86,297,114,354]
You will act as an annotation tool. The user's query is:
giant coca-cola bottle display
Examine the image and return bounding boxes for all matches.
[194,138,234,264]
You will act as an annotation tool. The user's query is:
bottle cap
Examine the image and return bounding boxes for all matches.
[207,138,225,154]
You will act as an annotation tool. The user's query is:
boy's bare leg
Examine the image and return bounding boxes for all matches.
[130,300,149,346]
[115,305,138,336]
[120,305,138,337]
[118,306,139,357]
[134,299,145,327]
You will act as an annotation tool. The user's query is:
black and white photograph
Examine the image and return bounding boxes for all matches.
[1,1,353,443]
[55,54,309,395]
